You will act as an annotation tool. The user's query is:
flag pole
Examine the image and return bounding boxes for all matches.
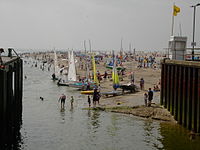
[171,3,175,36]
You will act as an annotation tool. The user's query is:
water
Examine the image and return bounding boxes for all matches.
[12,58,200,150]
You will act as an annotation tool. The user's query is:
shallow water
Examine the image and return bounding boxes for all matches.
[12,58,200,150]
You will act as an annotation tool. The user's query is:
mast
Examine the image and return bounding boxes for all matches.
[120,38,123,56]
[89,40,92,53]
[84,40,89,81]
[129,43,131,53]
[84,40,87,54]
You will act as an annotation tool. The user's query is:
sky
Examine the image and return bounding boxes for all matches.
[0,0,199,51]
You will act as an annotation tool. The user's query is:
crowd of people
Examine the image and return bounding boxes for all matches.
[22,50,164,110]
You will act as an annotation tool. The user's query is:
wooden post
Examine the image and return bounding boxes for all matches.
[177,66,183,124]
[170,65,174,114]
[167,65,171,110]
[160,64,164,105]
[164,64,168,108]
[174,65,178,120]
[0,70,4,141]
[182,67,187,127]
[197,69,200,133]
[191,68,197,132]
[186,68,192,130]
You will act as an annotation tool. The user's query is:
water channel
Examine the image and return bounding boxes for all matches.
[11,58,200,150]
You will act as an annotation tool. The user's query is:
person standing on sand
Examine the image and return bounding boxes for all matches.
[103,71,108,81]
[58,94,66,109]
[148,88,153,107]
[144,93,148,106]
[140,78,144,90]
[131,72,134,84]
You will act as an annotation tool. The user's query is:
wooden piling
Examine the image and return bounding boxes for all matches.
[169,65,174,115]
[182,67,187,127]
[197,69,200,133]
[173,65,178,120]
[177,66,183,124]
[186,67,192,130]
[0,57,23,145]
[166,65,171,111]
[161,59,200,133]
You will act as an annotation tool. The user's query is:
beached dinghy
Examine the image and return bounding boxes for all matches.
[80,54,99,94]
[57,51,76,86]
[80,90,94,95]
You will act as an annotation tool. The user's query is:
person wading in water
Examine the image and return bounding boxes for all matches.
[58,94,66,109]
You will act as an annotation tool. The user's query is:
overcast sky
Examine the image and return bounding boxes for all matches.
[0,0,199,51]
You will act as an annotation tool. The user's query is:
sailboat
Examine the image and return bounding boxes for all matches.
[100,51,122,97]
[68,51,77,82]
[112,51,120,90]
[57,51,77,86]
[80,54,98,94]
[52,51,60,80]
[92,54,99,85]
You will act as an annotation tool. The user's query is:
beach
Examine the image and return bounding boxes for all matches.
[23,51,175,122]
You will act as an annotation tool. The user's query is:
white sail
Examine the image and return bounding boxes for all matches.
[68,51,71,62]
[54,51,60,77]
[68,51,76,81]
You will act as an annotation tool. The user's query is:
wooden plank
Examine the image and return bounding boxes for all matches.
[182,67,187,126]
[160,64,164,105]
[164,64,168,108]
[166,65,171,111]
[177,66,183,124]
[197,69,200,133]
[191,68,197,132]
[186,67,192,130]
[174,65,178,120]
[19,60,23,116]
[170,65,174,114]
[0,70,4,140]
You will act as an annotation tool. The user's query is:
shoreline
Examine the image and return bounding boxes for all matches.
[83,104,176,122]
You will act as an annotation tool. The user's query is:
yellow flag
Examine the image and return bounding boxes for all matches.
[173,5,180,16]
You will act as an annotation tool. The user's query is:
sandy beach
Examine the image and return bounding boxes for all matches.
[24,51,175,122]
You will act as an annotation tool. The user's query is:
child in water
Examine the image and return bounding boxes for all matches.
[88,96,91,107]
[70,96,74,107]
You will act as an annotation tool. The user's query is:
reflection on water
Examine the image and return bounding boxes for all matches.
[1,118,23,150]
[107,114,120,137]
[69,106,74,121]
[91,110,101,130]
[10,58,200,150]
[143,120,163,149]
[60,108,65,123]
[160,123,200,150]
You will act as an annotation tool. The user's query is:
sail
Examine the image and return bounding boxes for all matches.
[54,51,59,77]
[68,51,71,62]
[85,56,89,81]
[112,52,119,89]
[92,55,99,85]
[68,51,77,81]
